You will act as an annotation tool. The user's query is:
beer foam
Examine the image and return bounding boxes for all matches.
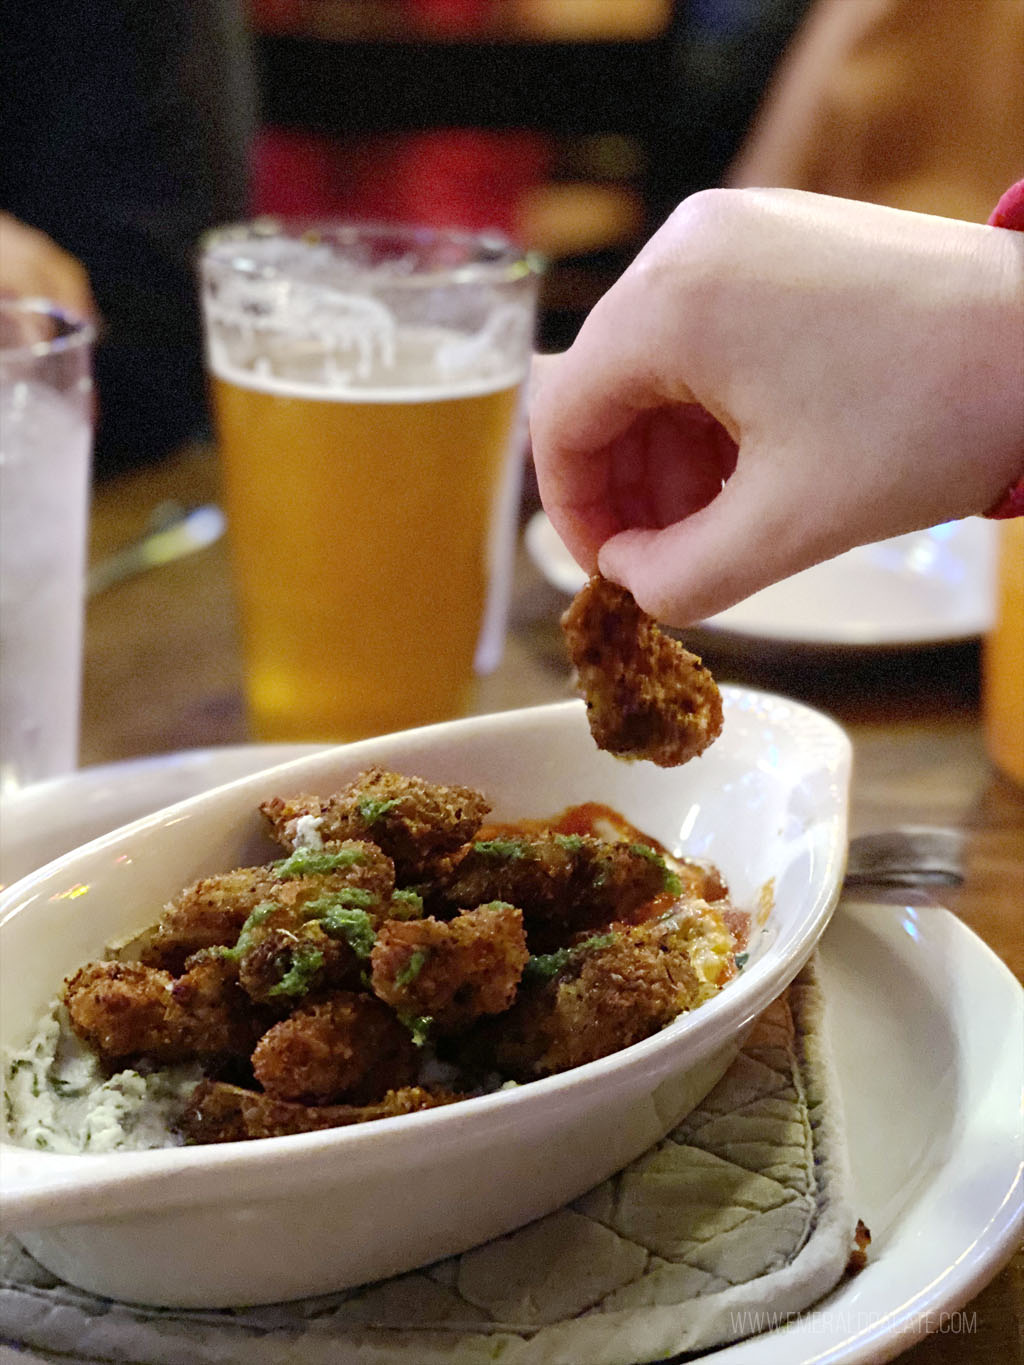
[206,324,527,403]
[203,231,534,399]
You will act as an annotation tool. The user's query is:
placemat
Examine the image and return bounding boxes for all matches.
[0,957,862,1365]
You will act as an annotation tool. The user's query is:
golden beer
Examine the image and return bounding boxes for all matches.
[201,222,538,742]
[211,367,522,740]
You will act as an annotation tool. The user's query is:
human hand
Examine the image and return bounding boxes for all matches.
[530,189,1024,625]
[0,213,97,322]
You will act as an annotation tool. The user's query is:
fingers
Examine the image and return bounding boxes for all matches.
[530,285,707,572]
[532,376,737,584]
[597,445,844,627]
[529,362,626,574]
[0,214,98,323]
[530,192,752,576]
[51,257,98,323]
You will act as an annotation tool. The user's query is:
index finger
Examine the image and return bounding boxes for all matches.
[529,279,701,571]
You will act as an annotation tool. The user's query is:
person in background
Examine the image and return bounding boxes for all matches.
[0,215,98,323]
[727,0,1024,224]
[651,0,816,223]
[529,186,1024,628]
[1,1,256,478]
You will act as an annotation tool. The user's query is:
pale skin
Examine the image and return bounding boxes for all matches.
[530,188,1024,627]
[0,213,97,322]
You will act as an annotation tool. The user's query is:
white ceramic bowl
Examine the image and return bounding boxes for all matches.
[0,695,850,1308]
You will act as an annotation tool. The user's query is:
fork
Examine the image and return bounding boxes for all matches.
[843,826,966,889]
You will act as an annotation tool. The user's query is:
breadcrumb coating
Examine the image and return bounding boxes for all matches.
[471,909,725,1081]
[251,992,417,1105]
[562,576,723,767]
[443,833,676,944]
[139,842,394,974]
[178,1080,457,1143]
[138,867,281,975]
[64,958,261,1064]
[370,902,529,1035]
[260,768,490,882]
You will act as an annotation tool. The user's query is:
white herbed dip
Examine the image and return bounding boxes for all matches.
[4,1002,202,1154]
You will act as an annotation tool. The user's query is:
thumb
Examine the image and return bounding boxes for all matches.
[597,447,840,627]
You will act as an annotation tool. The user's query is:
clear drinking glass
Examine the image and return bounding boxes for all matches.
[200,221,539,743]
[0,300,94,793]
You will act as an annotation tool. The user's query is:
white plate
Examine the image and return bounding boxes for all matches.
[0,745,325,890]
[2,898,1019,1363]
[526,510,998,646]
[713,897,1023,1363]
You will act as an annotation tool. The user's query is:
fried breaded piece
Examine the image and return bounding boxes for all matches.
[370,902,528,1034]
[562,576,723,767]
[250,992,418,1105]
[168,953,269,1056]
[443,833,675,942]
[178,1080,458,1143]
[140,841,394,976]
[138,866,282,974]
[63,958,259,1064]
[235,923,361,1008]
[473,912,724,1081]
[63,962,186,1062]
[260,768,491,882]
[270,839,397,899]
[214,859,393,1008]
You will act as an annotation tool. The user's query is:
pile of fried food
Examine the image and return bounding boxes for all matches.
[61,768,744,1144]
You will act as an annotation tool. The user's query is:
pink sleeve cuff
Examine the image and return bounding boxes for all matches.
[988,178,1024,231]
[984,180,1024,518]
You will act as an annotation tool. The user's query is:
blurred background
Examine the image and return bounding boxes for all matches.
[2,11,1020,1346]
[5,0,1020,480]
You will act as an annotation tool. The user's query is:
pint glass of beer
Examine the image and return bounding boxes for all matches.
[199,222,539,742]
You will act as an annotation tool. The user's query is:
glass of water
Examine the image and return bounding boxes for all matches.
[0,300,94,794]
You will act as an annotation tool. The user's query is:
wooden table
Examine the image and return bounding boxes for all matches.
[81,444,1021,1364]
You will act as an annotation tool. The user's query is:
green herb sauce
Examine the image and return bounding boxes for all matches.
[219,901,279,960]
[357,796,401,824]
[472,838,532,860]
[398,1012,433,1046]
[388,889,424,920]
[268,944,325,998]
[273,847,367,879]
[394,948,428,988]
[314,901,377,958]
[523,931,618,982]
[305,886,377,914]
[629,842,683,896]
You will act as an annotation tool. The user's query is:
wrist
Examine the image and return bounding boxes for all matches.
[984,180,1024,520]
